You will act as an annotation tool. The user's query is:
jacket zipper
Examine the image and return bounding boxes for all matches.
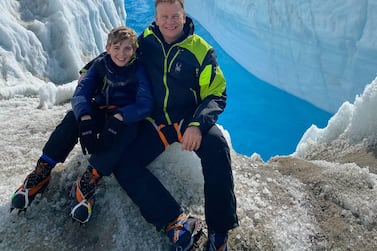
[162,44,181,125]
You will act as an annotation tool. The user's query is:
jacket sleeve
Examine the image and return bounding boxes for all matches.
[71,62,102,120]
[189,48,227,133]
[118,63,153,123]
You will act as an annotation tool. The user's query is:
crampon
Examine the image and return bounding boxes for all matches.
[69,167,101,224]
[167,214,207,251]
[69,180,95,224]
[10,177,50,214]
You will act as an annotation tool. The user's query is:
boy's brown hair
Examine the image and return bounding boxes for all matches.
[106,26,137,50]
[154,0,184,8]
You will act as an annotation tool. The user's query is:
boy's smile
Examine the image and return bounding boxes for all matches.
[106,39,134,67]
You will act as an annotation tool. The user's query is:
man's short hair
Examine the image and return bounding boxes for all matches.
[154,0,184,8]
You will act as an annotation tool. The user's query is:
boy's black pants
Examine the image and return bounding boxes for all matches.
[42,110,80,164]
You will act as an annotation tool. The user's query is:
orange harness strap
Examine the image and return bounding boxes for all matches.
[173,123,183,142]
[98,105,119,120]
[99,105,118,110]
[149,120,183,148]
[156,124,170,148]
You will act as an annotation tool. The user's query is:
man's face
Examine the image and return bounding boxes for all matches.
[155,1,186,44]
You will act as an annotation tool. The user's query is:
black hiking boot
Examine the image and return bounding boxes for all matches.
[205,231,228,251]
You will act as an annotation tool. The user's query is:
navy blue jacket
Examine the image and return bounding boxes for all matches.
[71,54,153,124]
[137,17,227,133]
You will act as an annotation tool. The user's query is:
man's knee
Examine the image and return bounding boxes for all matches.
[201,125,229,152]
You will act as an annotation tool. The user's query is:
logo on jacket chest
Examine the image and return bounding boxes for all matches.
[106,78,131,87]
[173,62,182,74]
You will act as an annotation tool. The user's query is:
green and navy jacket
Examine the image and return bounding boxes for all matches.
[71,53,153,124]
[137,16,227,133]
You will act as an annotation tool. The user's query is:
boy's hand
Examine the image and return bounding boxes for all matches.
[99,116,125,148]
[99,115,138,151]
[79,119,97,154]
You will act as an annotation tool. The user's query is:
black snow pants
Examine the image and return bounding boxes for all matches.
[111,119,239,232]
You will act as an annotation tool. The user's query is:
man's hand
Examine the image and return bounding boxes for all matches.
[181,126,202,151]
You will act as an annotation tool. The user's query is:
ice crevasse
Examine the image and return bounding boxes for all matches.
[186,0,377,113]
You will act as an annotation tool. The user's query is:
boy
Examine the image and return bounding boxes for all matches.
[11,26,153,224]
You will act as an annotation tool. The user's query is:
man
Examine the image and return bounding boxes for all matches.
[109,1,239,250]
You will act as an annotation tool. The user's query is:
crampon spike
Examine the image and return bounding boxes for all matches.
[17,208,27,215]
[9,207,27,215]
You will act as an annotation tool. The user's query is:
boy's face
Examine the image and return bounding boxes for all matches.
[106,39,134,67]
[155,1,186,44]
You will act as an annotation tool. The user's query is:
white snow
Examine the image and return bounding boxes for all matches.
[1,0,377,250]
[294,77,377,158]
[0,0,125,99]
